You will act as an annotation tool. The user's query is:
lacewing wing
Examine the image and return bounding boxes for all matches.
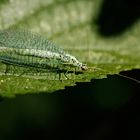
[0,29,87,74]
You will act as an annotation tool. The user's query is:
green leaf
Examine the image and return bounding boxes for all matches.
[0,0,140,97]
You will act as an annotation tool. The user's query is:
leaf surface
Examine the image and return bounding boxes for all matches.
[0,0,140,97]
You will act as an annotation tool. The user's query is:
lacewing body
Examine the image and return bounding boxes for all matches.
[0,29,87,74]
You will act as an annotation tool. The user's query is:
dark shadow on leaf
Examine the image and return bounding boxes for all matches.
[94,0,140,37]
[0,70,140,140]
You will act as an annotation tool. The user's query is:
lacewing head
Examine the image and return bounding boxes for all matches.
[81,63,88,71]
[64,54,87,71]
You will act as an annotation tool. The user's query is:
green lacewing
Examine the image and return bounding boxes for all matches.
[0,29,87,76]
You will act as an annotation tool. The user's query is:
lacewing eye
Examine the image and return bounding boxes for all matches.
[0,29,87,76]
[81,64,88,71]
